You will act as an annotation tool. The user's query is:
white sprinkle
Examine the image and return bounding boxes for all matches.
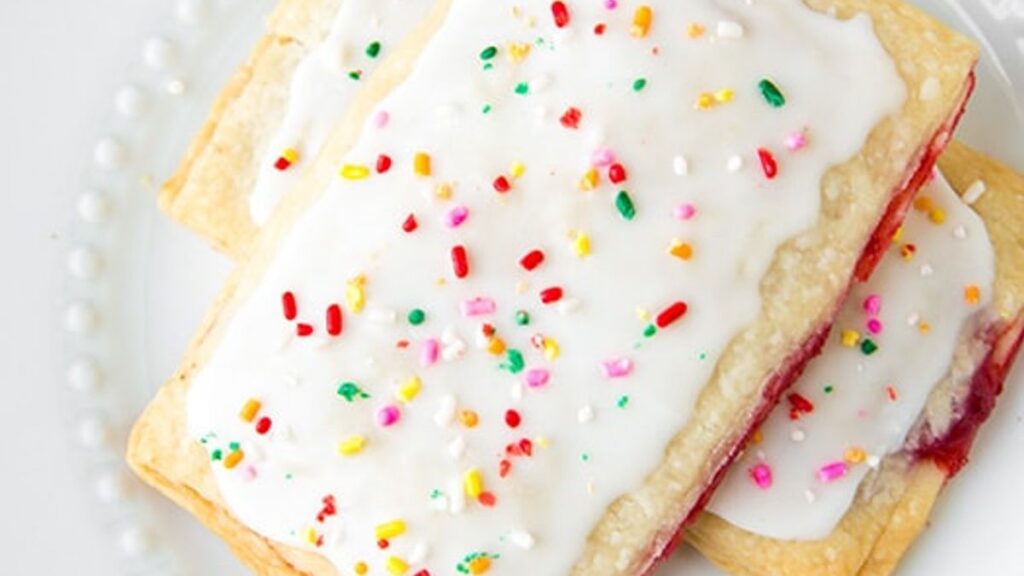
[442,340,467,361]
[409,542,429,563]
[510,382,524,401]
[577,405,595,424]
[434,395,456,428]
[716,20,745,39]
[920,264,934,277]
[672,155,689,176]
[727,155,744,173]
[531,73,551,93]
[448,436,466,461]
[115,85,147,118]
[366,307,396,324]
[507,530,536,550]
[790,428,806,442]
[448,478,466,514]
[907,313,920,326]
[143,36,175,69]
[78,192,112,224]
[963,180,987,205]
[430,495,449,512]
[804,489,817,504]
[953,225,967,239]
[867,455,881,469]
[557,297,580,315]
[94,137,126,170]
[166,78,187,96]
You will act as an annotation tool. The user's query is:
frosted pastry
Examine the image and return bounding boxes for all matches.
[129,1,978,574]
[688,141,1024,576]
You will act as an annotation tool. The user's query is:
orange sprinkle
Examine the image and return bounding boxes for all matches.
[928,208,946,224]
[964,284,981,305]
[845,447,867,464]
[631,6,653,38]
[468,557,492,574]
[886,386,899,401]
[918,321,932,334]
[913,196,934,212]
[487,337,507,356]
[413,152,432,176]
[750,429,764,445]
[224,450,244,469]
[458,409,479,428]
[354,562,369,575]
[239,399,262,422]
[668,239,694,261]
[579,168,599,191]
[686,22,705,38]
[900,244,916,261]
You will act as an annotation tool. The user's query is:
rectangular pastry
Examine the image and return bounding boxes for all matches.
[687,141,1024,576]
[130,1,978,574]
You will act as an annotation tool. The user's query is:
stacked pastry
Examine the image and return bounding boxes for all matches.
[128,1,1023,575]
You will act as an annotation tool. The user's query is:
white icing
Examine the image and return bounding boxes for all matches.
[77,192,113,224]
[78,415,112,449]
[115,85,147,118]
[68,358,103,393]
[143,37,176,70]
[93,137,126,170]
[68,246,103,280]
[189,1,904,573]
[708,174,994,540]
[249,0,436,224]
[65,302,100,335]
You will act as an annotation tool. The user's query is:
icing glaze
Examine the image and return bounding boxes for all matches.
[189,1,904,573]
[708,174,994,540]
[249,0,436,224]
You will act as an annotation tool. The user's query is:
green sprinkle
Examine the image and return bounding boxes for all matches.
[861,339,879,356]
[365,41,381,58]
[515,310,530,326]
[285,473,293,480]
[502,349,525,374]
[348,70,362,81]
[643,324,657,338]
[615,190,636,220]
[698,352,708,361]
[337,381,371,402]
[228,442,240,452]
[430,488,443,499]
[408,308,426,326]
[824,385,835,394]
[617,395,630,409]
[211,448,223,461]
[483,62,494,71]
[514,81,530,95]
[480,45,498,60]
[482,104,492,114]
[633,78,648,92]
[581,453,591,462]
[758,78,786,108]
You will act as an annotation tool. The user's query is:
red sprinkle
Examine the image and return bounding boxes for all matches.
[560,107,582,129]
[451,245,469,279]
[413,571,432,576]
[297,323,314,337]
[551,1,570,28]
[499,459,512,478]
[281,291,297,320]
[594,23,606,35]
[519,249,545,271]
[493,175,511,193]
[377,539,390,550]
[316,495,336,523]
[655,301,689,328]
[402,213,418,233]
[255,416,272,435]
[376,154,392,174]
[505,409,522,428]
[274,157,291,171]
[478,491,497,507]
[540,286,564,304]
[757,147,778,180]
[326,304,343,336]
[788,392,814,420]
[608,163,628,184]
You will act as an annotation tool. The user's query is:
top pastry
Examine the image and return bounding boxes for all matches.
[129,0,978,575]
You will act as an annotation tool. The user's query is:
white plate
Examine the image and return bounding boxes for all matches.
[56,1,1024,574]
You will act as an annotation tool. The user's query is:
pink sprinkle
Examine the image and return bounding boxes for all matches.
[784,130,807,151]
[600,357,634,378]
[604,0,617,8]
[372,110,390,129]
[420,338,440,366]
[525,368,551,388]
[816,461,848,483]
[863,294,882,316]
[376,405,401,427]
[241,466,258,482]
[749,463,773,489]
[673,203,697,221]
[444,205,469,228]
[460,297,496,317]
[591,147,616,168]
[866,318,883,335]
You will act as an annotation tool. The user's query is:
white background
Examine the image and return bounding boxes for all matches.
[1,1,1022,575]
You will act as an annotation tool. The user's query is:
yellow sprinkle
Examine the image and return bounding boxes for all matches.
[304,527,317,545]
[913,196,934,212]
[340,164,371,180]
[346,276,366,313]
[631,6,653,38]
[507,41,532,63]
[964,284,981,305]
[413,152,432,176]
[510,161,526,179]
[845,447,867,464]
[464,468,484,498]
[338,435,367,456]
[375,519,407,540]
[900,244,916,261]
[891,226,904,243]
[573,232,591,258]
[714,88,735,103]
[224,449,244,470]
[354,562,369,575]
[514,280,529,294]
[918,321,932,334]
[668,239,694,261]
[281,148,299,163]
[435,182,453,200]
[841,329,860,348]
[535,436,550,449]
[635,308,651,321]
[467,557,492,574]
[928,208,946,224]
[386,556,409,575]
[695,92,715,110]
[239,398,262,423]
[487,337,507,356]
[397,376,422,403]
[686,22,706,38]
[543,337,560,361]
[458,409,479,428]
[579,168,599,191]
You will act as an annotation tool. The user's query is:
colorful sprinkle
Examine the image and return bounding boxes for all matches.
[376,519,407,540]
[326,304,344,336]
[816,461,848,483]
[600,357,634,379]
[493,175,511,193]
[631,6,653,38]
[376,154,392,174]
[337,382,371,402]
[460,297,496,317]
[615,191,636,220]
[377,405,401,427]
[396,376,422,403]
[338,435,366,456]
[505,410,522,428]
[413,152,432,176]
[524,368,550,388]
[239,399,262,422]
[668,239,694,261]
[787,393,814,420]
[402,213,418,233]
[632,78,648,92]
[655,301,688,328]
[519,249,545,271]
[274,148,299,171]
[408,308,426,326]
[560,106,582,129]
[749,463,773,489]
[479,45,498,61]
[340,163,371,180]
[451,245,470,279]
[964,284,981,305]
[572,232,591,257]
[421,339,440,366]
[281,291,297,320]
[551,1,570,28]
[757,148,778,179]
[673,203,696,220]
[758,79,786,107]
[540,286,564,304]
[860,339,878,356]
